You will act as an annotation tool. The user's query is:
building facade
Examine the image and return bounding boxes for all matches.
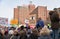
[14,4,50,25]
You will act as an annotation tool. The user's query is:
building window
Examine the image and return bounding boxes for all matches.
[32,16,33,20]
[30,16,35,20]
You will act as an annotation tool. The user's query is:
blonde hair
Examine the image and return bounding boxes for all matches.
[32,29,38,35]
[40,25,50,35]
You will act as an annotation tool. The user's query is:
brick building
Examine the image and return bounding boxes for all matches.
[14,4,50,25]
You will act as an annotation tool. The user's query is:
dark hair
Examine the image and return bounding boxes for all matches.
[49,11,54,15]
[4,31,8,35]
[20,25,24,30]
[49,11,59,22]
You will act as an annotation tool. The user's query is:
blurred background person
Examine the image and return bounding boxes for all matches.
[36,18,44,30]
[49,11,60,39]
[39,25,51,39]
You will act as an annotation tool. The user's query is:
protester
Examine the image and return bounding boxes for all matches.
[10,30,19,39]
[19,30,27,39]
[20,25,25,31]
[30,29,38,39]
[39,25,51,39]
[4,30,9,39]
[0,29,6,39]
[49,11,60,39]
[36,18,44,29]
[0,24,53,39]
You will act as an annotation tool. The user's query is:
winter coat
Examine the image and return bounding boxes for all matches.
[36,20,44,28]
[49,11,60,29]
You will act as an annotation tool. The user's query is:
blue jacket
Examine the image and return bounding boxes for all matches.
[36,20,44,28]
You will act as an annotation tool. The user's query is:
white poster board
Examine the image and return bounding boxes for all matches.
[0,17,8,26]
[25,19,29,24]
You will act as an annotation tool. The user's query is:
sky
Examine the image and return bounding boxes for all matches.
[0,0,60,24]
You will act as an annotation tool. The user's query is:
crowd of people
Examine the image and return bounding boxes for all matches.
[0,10,60,39]
[0,25,53,39]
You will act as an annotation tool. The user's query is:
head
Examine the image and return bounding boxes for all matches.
[40,25,50,35]
[49,11,54,15]
[20,25,24,30]
[49,11,59,22]
[32,29,38,35]
[49,11,58,16]
[4,30,8,35]
[8,30,14,35]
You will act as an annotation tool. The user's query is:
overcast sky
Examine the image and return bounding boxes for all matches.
[0,0,60,23]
